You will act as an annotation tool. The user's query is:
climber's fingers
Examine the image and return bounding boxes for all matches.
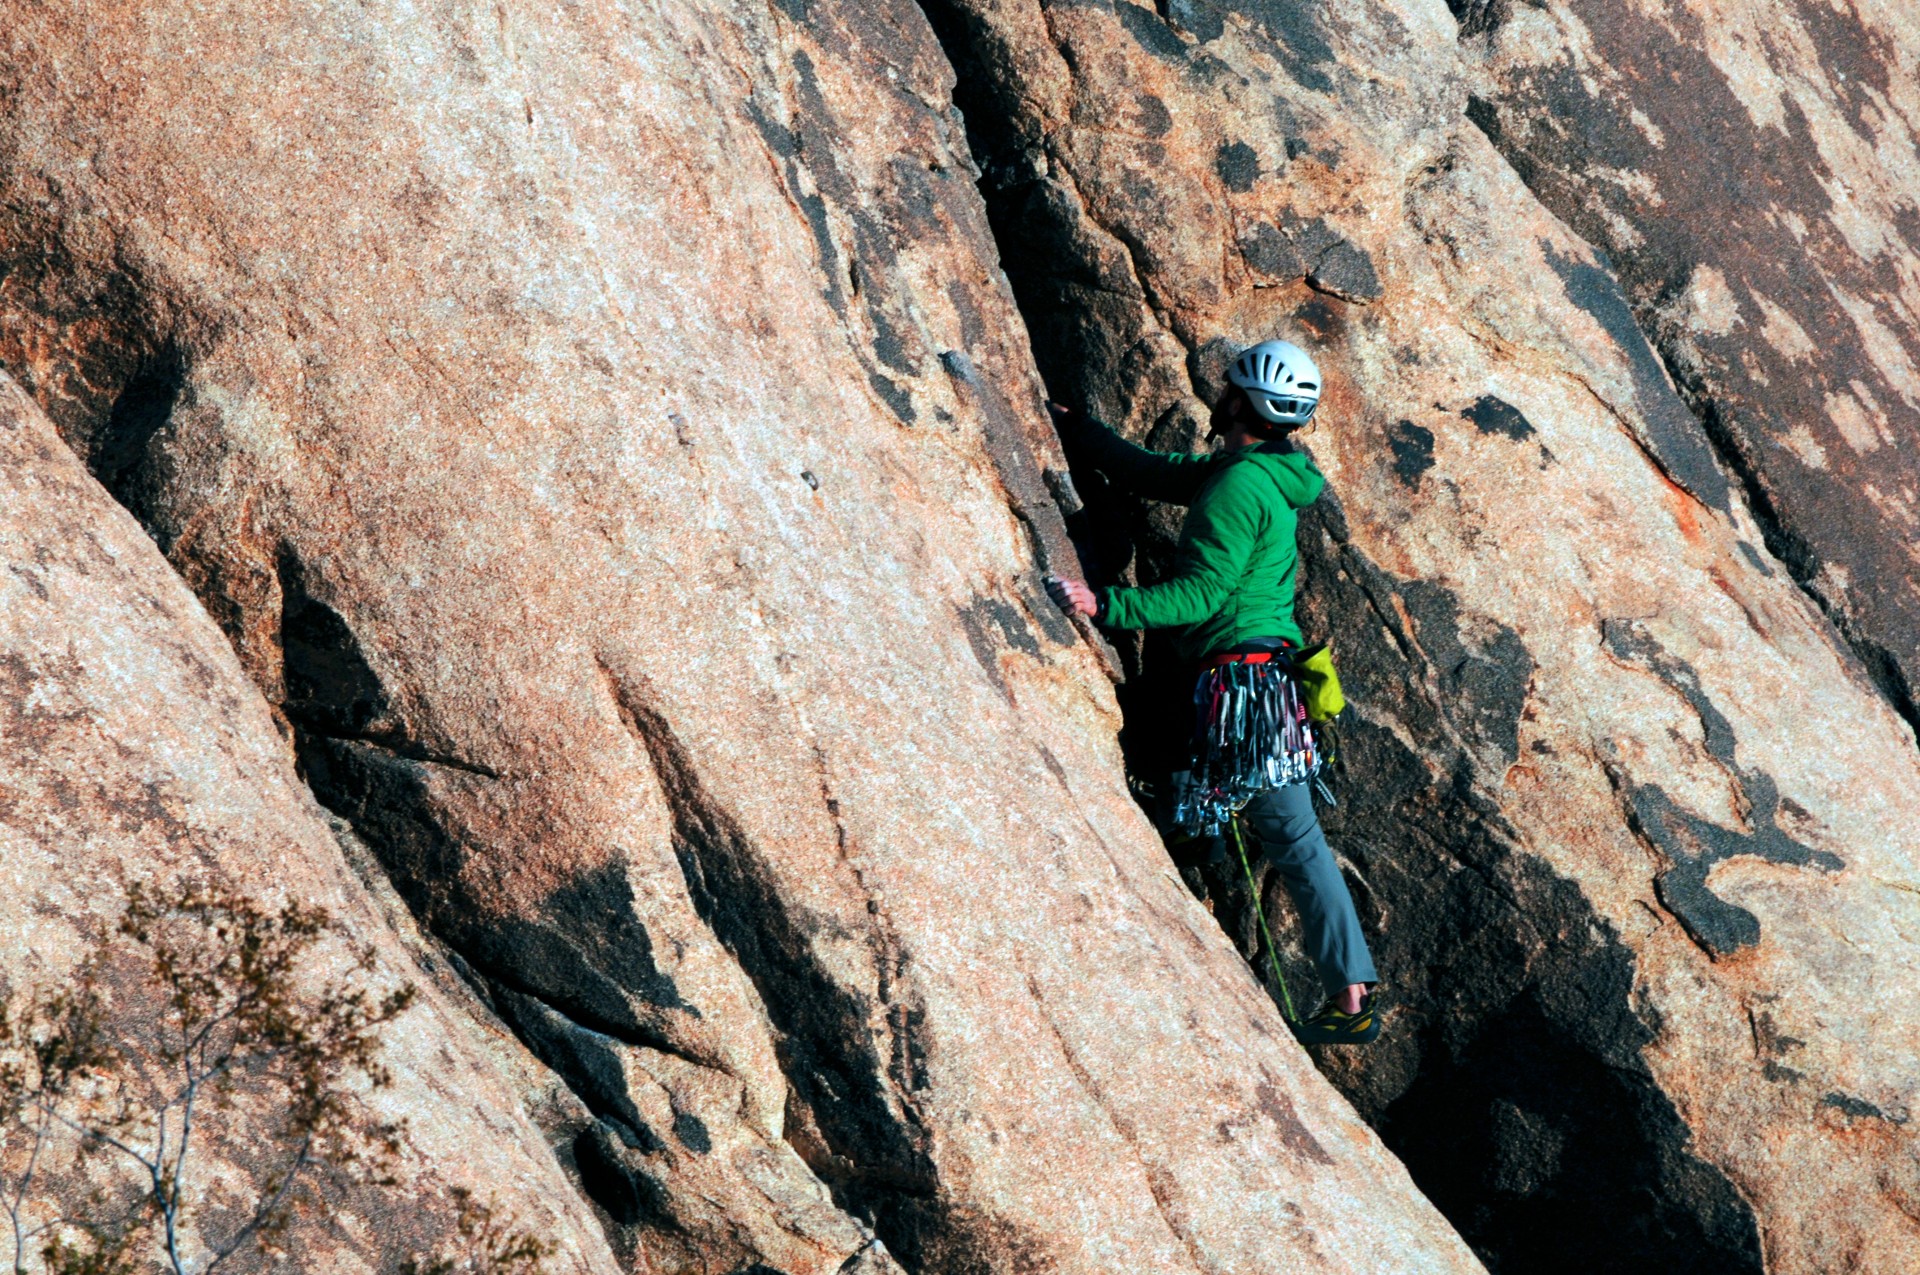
[1044,574,1098,618]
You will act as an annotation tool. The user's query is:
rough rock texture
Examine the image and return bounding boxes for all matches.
[0,375,622,1273]
[919,0,1920,1270]
[1462,0,1920,737]
[0,2,1483,1273]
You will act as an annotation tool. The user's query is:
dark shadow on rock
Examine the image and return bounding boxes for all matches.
[603,677,1046,1272]
[1285,502,1764,1275]
[296,736,695,1050]
[89,343,186,530]
[278,551,393,738]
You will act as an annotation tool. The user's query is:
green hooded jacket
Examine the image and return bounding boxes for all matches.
[1074,416,1326,661]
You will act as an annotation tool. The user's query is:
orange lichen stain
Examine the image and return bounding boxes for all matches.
[1655,469,1705,546]
[1706,563,1771,640]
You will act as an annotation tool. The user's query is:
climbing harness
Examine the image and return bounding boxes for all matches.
[1167,646,1341,1027]
[1228,814,1299,1024]
[1170,651,1323,837]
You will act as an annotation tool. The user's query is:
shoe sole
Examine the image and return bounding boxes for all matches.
[1289,1008,1381,1045]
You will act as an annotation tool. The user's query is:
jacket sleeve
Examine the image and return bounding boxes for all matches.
[1100,465,1263,631]
[1056,410,1220,506]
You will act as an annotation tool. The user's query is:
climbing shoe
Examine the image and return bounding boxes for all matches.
[1289,993,1381,1045]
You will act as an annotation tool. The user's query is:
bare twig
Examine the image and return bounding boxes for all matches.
[1,881,417,1274]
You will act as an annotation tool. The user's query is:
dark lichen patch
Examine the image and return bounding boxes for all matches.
[981,595,1042,655]
[1648,846,1761,958]
[774,50,951,432]
[671,1110,713,1154]
[958,596,1043,699]
[744,94,798,160]
[1785,0,1896,137]
[939,350,1091,615]
[1602,619,1842,958]
[1445,0,1510,39]
[1240,214,1377,301]
[1239,222,1305,280]
[798,190,848,317]
[1388,419,1435,488]
[1291,295,1345,342]
[1399,579,1534,768]
[1215,140,1260,191]
[1134,94,1174,138]
[1470,8,1920,727]
[868,307,916,374]
[1543,244,1731,514]
[1252,1077,1336,1165]
[1821,1091,1905,1124]
[868,371,917,424]
[1306,239,1381,303]
[1462,394,1536,441]
[1214,0,1335,90]
[1114,0,1192,60]
[1112,0,1333,86]
[945,279,988,349]
[1281,212,1344,263]
[1163,0,1225,42]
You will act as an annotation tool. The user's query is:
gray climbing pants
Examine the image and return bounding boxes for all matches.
[1239,783,1378,997]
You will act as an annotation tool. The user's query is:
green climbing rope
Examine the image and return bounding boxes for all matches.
[1228,815,1299,1024]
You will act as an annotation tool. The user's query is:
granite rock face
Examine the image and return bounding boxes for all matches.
[920,0,1920,1270]
[0,2,1483,1272]
[1462,0,1920,738]
[0,375,623,1274]
[5,0,1919,1270]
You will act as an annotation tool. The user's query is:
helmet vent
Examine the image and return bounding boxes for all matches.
[1224,339,1322,426]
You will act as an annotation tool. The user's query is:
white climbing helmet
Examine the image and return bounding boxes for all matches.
[1227,339,1321,427]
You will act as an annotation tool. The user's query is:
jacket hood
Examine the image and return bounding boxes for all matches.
[1245,444,1326,508]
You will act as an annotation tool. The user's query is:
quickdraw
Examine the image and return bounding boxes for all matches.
[1169,655,1322,836]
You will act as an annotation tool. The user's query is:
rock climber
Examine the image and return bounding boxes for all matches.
[1044,340,1380,1045]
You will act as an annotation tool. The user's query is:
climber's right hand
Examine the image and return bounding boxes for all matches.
[1045,401,1084,436]
[1044,574,1100,618]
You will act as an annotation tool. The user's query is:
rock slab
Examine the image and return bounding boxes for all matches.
[922,0,1920,1269]
[0,373,623,1274]
[0,1,1485,1271]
